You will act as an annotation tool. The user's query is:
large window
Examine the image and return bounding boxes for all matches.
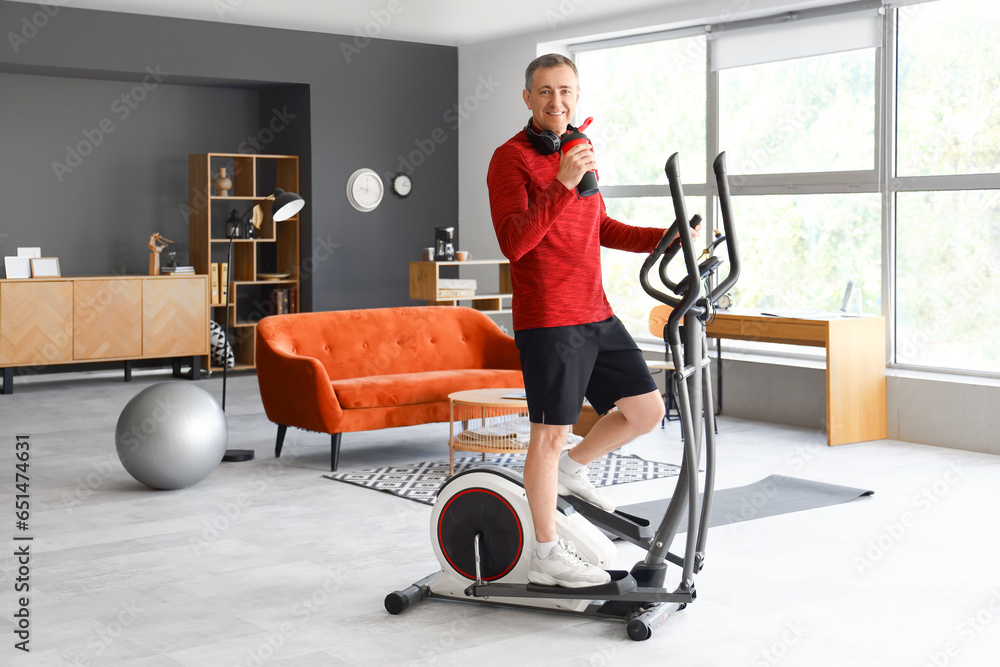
[719,49,876,175]
[577,35,706,186]
[895,0,1000,372]
[573,0,1000,375]
[896,1,1000,177]
[718,47,881,316]
[729,193,881,314]
[576,34,707,337]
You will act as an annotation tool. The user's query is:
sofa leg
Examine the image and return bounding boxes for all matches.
[331,433,342,471]
[275,424,288,458]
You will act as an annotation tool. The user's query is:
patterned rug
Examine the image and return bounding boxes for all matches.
[323,452,681,506]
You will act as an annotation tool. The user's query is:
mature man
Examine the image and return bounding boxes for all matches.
[487,53,680,587]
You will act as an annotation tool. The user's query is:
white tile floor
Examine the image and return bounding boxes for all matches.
[1,370,998,666]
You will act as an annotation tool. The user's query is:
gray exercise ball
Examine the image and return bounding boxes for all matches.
[115,382,228,490]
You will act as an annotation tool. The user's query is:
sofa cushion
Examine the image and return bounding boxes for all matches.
[332,369,524,409]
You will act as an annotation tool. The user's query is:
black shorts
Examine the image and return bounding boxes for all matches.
[514,316,658,425]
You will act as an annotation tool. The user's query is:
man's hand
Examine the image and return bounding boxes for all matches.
[661,223,702,251]
[556,143,597,192]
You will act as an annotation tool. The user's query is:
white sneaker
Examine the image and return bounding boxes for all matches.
[528,539,611,588]
[558,466,616,512]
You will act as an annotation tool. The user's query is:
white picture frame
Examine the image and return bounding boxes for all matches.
[30,257,61,278]
[17,247,41,258]
[4,256,32,279]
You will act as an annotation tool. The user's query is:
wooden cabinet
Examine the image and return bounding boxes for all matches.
[0,276,208,394]
[0,281,74,365]
[142,277,210,357]
[188,153,300,371]
[409,260,512,314]
[74,279,142,360]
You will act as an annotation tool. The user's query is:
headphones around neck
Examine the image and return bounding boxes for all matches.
[525,118,577,155]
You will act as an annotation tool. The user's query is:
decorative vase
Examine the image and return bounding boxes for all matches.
[213,167,232,197]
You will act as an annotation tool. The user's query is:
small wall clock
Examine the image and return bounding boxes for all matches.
[392,173,412,198]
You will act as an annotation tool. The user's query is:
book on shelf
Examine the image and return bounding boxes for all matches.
[160,265,195,274]
[270,288,291,315]
[438,278,477,290]
[210,263,220,304]
[437,289,476,298]
[219,262,229,305]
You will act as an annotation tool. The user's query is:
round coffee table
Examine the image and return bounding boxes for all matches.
[448,388,530,475]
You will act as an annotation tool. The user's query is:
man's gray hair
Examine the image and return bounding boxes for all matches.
[525,53,578,91]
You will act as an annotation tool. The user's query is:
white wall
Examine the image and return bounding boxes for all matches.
[456,0,1000,456]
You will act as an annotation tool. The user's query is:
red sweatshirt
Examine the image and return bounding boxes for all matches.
[487,129,663,331]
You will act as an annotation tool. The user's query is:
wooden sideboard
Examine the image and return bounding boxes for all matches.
[0,275,209,394]
[649,306,887,446]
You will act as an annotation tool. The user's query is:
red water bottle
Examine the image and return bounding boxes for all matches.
[559,117,599,198]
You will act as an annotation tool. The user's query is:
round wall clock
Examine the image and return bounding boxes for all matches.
[392,173,413,198]
[346,168,384,212]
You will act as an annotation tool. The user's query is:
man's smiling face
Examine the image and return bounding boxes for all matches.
[523,64,579,137]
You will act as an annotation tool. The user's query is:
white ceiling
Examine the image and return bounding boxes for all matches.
[7,0,712,46]
[10,0,696,46]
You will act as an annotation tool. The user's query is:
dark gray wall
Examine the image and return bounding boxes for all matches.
[0,3,458,313]
[1,70,262,275]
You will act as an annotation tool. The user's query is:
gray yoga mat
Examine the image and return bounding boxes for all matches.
[619,474,874,532]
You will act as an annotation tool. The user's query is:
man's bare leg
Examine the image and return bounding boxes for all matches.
[523,421,612,587]
[567,390,664,466]
[523,422,570,543]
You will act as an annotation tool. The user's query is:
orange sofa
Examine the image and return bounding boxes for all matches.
[255,306,523,470]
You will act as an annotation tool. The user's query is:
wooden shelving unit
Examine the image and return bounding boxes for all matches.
[409,260,512,314]
[188,153,300,371]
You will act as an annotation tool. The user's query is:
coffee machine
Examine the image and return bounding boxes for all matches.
[434,227,456,261]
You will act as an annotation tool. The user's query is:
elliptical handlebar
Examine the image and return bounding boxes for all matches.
[638,213,701,309]
[639,151,741,332]
[709,152,741,304]
[662,154,703,340]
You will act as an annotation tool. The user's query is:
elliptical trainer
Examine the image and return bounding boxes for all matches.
[384,152,741,641]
